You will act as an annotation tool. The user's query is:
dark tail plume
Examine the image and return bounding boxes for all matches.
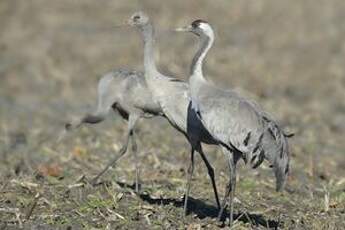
[262,120,290,192]
[272,126,290,192]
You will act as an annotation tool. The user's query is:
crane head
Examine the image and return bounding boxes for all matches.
[175,19,214,39]
[128,11,150,27]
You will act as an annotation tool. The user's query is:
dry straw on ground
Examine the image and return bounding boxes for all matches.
[0,0,344,229]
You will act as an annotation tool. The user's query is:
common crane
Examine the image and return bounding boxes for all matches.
[128,12,223,215]
[64,13,221,215]
[65,69,163,192]
[176,20,291,226]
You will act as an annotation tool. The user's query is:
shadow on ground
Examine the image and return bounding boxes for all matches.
[116,181,280,229]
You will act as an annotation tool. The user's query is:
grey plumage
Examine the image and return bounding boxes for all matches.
[177,20,290,226]
[65,69,163,190]
[64,12,221,213]
[128,12,221,215]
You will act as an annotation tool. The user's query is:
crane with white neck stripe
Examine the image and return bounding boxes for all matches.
[128,11,223,215]
[176,19,291,226]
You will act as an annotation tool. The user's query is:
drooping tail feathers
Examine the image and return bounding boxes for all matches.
[243,99,291,191]
[264,118,290,192]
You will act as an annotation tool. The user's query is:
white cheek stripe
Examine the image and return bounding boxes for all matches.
[199,23,214,39]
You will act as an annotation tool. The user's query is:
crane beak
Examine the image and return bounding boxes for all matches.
[112,22,127,28]
[175,25,192,32]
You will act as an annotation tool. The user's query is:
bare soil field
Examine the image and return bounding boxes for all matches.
[0,0,344,229]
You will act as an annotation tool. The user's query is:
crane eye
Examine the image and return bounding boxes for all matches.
[191,19,207,29]
[191,20,202,29]
[191,22,198,28]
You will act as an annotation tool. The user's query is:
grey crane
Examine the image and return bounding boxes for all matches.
[64,12,221,214]
[176,20,291,226]
[128,12,222,215]
[65,69,163,191]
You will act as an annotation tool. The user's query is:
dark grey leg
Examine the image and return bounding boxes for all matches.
[217,178,231,221]
[228,155,237,227]
[196,144,220,209]
[131,130,140,194]
[89,132,130,185]
[65,113,106,132]
[183,146,195,216]
[90,114,139,185]
[65,69,124,131]
[217,148,239,227]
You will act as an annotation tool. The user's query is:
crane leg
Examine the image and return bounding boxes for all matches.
[217,149,239,226]
[183,147,195,216]
[89,132,130,185]
[90,114,139,186]
[228,158,237,227]
[60,112,107,143]
[65,81,113,131]
[217,178,231,221]
[131,130,140,194]
[196,144,220,209]
[65,112,107,131]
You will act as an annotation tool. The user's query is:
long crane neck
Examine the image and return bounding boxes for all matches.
[140,23,159,77]
[190,34,214,80]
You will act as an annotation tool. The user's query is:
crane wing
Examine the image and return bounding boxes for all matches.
[196,85,264,153]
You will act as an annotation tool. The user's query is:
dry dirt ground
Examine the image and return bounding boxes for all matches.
[0,0,345,229]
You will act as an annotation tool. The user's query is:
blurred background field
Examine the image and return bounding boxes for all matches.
[0,0,344,229]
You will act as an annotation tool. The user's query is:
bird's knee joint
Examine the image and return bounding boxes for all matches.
[65,123,72,130]
[187,165,194,174]
[132,142,138,152]
[119,146,127,154]
[208,168,215,177]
